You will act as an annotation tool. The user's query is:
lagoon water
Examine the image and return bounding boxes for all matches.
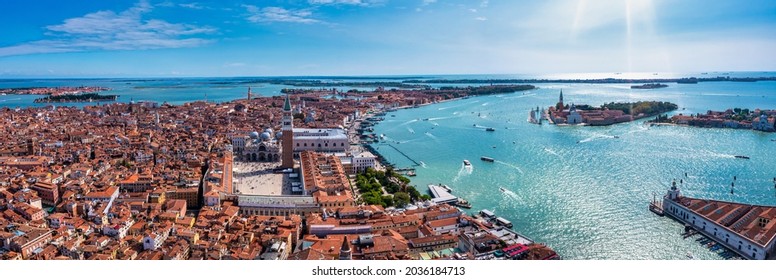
[370,81,776,259]
[3,74,776,259]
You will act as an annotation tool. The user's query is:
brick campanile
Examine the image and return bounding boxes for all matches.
[281,94,294,168]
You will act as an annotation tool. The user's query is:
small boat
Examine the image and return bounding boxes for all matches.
[734,155,750,159]
[613,136,620,139]
[463,160,471,166]
[480,156,495,162]
[406,171,416,176]
[455,198,472,209]
[686,252,694,259]
[499,187,506,192]
[486,127,495,132]
[441,185,453,192]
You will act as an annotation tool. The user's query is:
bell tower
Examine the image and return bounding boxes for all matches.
[281,95,294,169]
[556,89,564,110]
[339,236,352,260]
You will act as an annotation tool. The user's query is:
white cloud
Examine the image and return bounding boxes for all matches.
[475,17,487,21]
[309,0,365,5]
[179,2,207,10]
[422,0,437,6]
[244,5,321,24]
[0,0,215,57]
[480,0,489,8]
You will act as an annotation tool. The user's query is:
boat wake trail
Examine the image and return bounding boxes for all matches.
[501,187,524,204]
[428,116,456,121]
[495,160,524,174]
[407,127,415,134]
[400,119,418,126]
[708,151,735,159]
[544,148,561,158]
[424,132,438,140]
[578,134,616,143]
[398,137,423,144]
[504,93,537,99]
[625,125,649,134]
[430,121,440,126]
[481,102,490,106]
[419,161,427,168]
[452,164,473,183]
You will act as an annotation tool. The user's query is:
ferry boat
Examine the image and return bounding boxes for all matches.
[734,155,750,159]
[455,198,472,209]
[406,171,416,176]
[480,209,496,219]
[480,156,495,162]
[495,217,513,228]
[485,127,495,132]
[499,187,506,193]
[463,160,471,166]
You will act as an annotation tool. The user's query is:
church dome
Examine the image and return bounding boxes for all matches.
[264,128,274,134]
[260,131,272,141]
[249,131,260,139]
[275,131,283,139]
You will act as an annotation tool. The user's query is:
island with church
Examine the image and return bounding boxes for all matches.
[542,90,678,126]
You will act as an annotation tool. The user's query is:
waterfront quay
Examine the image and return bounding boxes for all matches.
[657,181,776,260]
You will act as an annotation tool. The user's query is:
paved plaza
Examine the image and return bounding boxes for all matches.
[232,161,292,196]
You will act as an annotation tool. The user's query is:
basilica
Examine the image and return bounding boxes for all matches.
[240,128,282,162]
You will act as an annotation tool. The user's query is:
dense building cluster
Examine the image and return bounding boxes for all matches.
[664,109,776,131]
[0,87,556,260]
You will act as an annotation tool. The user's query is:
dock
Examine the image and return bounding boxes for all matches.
[428,184,458,204]
[386,144,421,166]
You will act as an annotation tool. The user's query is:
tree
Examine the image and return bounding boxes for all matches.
[394,192,411,207]
[407,186,421,200]
[382,195,394,207]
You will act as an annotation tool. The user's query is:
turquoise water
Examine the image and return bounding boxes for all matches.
[0,78,382,108]
[370,81,776,260]
[3,75,776,259]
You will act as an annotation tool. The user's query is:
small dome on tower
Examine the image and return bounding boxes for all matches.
[275,131,283,139]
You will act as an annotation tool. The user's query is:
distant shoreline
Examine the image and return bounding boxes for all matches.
[403,76,775,84]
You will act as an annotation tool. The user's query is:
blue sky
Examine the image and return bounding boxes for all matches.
[0,0,774,77]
